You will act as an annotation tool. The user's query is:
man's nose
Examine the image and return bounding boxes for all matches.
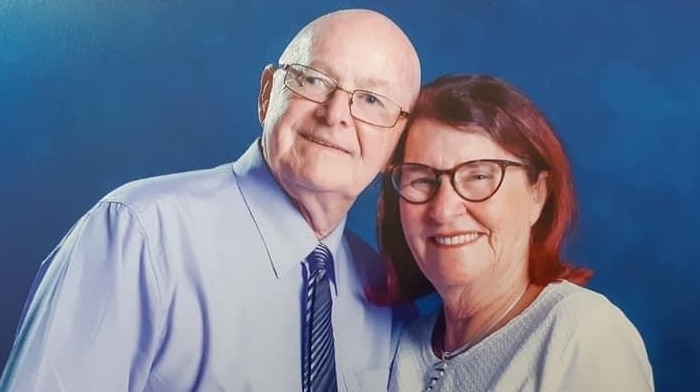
[316,87,352,126]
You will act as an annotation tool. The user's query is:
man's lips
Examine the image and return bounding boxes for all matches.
[301,134,351,154]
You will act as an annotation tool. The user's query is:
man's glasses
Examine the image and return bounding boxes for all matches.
[389,159,526,204]
[272,63,409,128]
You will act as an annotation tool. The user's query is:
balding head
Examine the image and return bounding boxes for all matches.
[257,9,422,237]
[278,9,421,108]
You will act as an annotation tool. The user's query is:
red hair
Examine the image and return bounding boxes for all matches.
[370,74,592,305]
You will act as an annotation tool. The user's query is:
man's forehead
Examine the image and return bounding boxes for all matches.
[307,59,393,88]
[283,18,418,104]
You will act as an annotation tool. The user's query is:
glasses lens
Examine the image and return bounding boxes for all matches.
[284,65,334,102]
[453,161,504,201]
[351,90,402,127]
[279,64,404,128]
[391,164,437,204]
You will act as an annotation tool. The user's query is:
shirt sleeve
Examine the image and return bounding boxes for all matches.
[0,201,166,392]
[546,300,655,392]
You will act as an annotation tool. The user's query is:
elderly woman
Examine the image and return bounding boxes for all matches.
[374,75,654,391]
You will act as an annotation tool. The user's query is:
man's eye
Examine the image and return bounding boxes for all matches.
[356,92,385,107]
[302,76,323,85]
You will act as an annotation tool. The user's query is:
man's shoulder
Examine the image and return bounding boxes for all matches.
[101,162,237,212]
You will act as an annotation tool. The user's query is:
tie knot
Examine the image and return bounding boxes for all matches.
[309,243,332,272]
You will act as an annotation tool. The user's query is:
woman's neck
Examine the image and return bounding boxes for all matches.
[436,280,537,356]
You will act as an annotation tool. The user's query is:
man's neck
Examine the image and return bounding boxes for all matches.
[289,189,354,239]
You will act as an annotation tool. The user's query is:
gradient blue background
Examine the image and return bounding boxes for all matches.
[1,1,698,390]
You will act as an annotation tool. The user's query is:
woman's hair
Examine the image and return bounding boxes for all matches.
[371,74,592,304]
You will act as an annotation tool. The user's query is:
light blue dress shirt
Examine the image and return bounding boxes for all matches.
[1,140,395,391]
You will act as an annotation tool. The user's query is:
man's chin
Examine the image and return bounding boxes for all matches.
[280,168,351,195]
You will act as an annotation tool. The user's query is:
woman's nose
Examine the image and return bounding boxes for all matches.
[427,179,466,223]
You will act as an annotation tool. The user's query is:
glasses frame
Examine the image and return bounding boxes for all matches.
[389,159,526,204]
[271,63,409,128]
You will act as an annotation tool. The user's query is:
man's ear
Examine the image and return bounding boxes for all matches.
[529,171,549,226]
[258,64,276,126]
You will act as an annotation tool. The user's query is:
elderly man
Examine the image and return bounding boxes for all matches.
[0,8,421,392]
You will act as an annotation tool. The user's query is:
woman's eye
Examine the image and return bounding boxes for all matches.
[410,177,436,188]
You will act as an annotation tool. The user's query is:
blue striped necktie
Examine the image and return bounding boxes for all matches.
[301,243,338,392]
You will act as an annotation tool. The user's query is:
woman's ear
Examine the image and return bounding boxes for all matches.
[258,64,275,126]
[529,171,549,226]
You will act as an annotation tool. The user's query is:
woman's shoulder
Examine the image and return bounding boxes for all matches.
[536,280,636,334]
[532,282,654,390]
[541,280,609,308]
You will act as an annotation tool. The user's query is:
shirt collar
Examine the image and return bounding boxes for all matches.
[232,139,346,283]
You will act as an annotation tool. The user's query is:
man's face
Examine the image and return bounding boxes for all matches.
[258,17,418,205]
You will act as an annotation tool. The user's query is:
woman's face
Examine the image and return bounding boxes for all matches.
[398,118,548,291]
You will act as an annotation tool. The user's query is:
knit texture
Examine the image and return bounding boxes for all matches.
[389,281,654,392]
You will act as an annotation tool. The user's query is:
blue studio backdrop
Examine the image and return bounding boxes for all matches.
[1,1,698,390]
